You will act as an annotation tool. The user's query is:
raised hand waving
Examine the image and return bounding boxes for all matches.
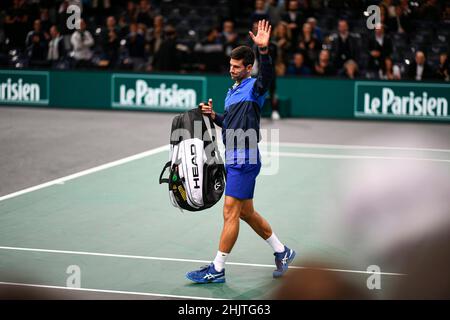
[249,19,272,49]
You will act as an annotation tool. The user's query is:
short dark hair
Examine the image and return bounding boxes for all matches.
[230,46,255,67]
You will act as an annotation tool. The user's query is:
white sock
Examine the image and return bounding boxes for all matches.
[213,251,228,272]
[266,233,285,253]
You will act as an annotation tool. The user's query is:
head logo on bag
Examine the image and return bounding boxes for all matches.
[190,144,201,189]
[159,108,226,211]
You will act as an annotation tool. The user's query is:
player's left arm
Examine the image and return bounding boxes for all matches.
[249,20,273,96]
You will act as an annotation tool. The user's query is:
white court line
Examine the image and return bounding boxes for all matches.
[262,151,450,163]
[0,281,224,300]
[2,142,449,203]
[260,142,450,153]
[0,246,405,276]
[0,145,170,202]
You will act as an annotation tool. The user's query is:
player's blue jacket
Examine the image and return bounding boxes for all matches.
[213,53,273,164]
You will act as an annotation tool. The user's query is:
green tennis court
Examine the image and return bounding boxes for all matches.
[2,138,448,299]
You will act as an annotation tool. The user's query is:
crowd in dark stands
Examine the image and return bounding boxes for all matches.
[0,0,449,81]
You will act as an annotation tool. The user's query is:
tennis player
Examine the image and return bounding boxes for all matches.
[186,20,296,283]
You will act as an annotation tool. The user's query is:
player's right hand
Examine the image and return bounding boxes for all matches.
[199,98,215,120]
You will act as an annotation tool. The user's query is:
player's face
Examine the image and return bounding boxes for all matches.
[229,58,251,81]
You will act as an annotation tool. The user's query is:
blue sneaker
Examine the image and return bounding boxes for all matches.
[273,246,296,278]
[186,263,226,284]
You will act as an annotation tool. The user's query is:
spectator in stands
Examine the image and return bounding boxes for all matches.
[4,0,30,50]
[314,49,336,76]
[102,16,119,43]
[281,0,305,43]
[435,52,449,81]
[102,17,120,68]
[330,19,358,70]
[251,0,270,24]
[297,21,321,68]
[57,1,73,48]
[152,25,180,72]
[126,22,146,71]
[136,0,155,27]
[379,56,401,80]
[387,4,413,34]
[70,19,94,68]
[221,20,239,57]
[407,51,434,81]
[339,59,359,79]
[117,14,130,40]
[39,8,51,34]
[287,52,311,76]
[26,19,48,66]
[273,21,292,75]
[379,0,397,20]
[378,5,389,32]
[47,25,66,67]
[307,17,322,43]
[367,23,392,75]
[267,0,284,26]
[147,15,164,61]
[443,4,450,23]
[196,27,225,73]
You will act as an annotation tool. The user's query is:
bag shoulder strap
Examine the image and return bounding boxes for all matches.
[159,161,171,184]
